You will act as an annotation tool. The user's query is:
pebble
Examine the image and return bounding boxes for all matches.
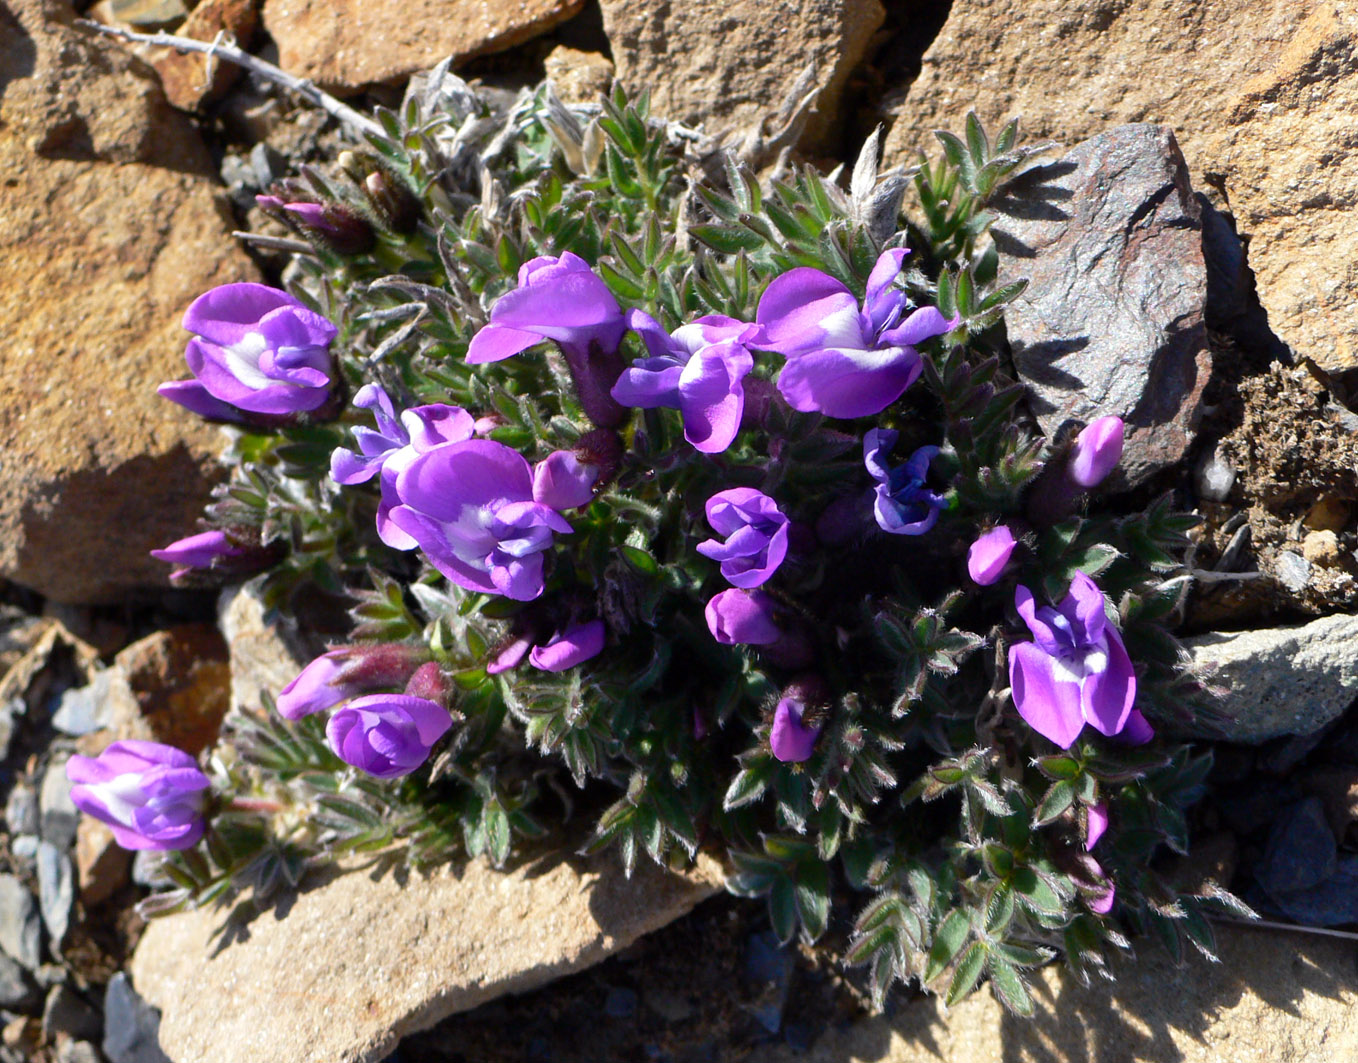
[1302,530,1342,567]
[103,974,172,1063]
[37,841,75,948]
[1257,797,1336,898]
[10,834,39,870]
[1274,550,1311,593]
[58,1041,105,1063]
[43,984,102,1042]
[1195,446,1236,502]
[0,952,40,1012]
[1269,855,1358,927]
[743,931,794,1034]
[0,874,43,971]
[40,759,80,851]
[52,672,113,736]
[5,782,39,836]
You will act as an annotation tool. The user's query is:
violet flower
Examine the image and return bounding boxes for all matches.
[256,193,374,255]
[528,619,607,672]
[66,741,210,851]
[326,694,453,779]
[465,253,628,427]
[1085,802,1116,914]
[770,696,820,763]
[755,249,956,418]
[611,311,760,453]
[863,429,946,535]
[696,488,790,588]
[150,530,246,570]
[275,644,430,720]
[1068,416,1125,488]
[531,449,599,511]
[331,384,476,549]
[1009,572,1139,749]
[704,589,782,646]
[388,439,573,601]
[967,525,1017,586]
[159,283,338,420]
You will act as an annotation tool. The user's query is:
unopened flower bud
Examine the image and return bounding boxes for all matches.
[403,661,454,706]
[770,695,821,763]
[1068,416,1125,488]
[529,619,606,672]
[966,524,1017,586]
[363,170,421,234]
[275,644,429,720]
[151,527,283,586]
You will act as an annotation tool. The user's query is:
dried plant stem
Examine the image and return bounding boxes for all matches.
[76,20,384,141]
[1210,914,1358,943]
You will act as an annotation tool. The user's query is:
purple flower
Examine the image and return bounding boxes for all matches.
[770,696,820,763]
[466,253,628,427]
[1085,802,1116,914]
[531,449,599,511]
[150,530,246,569]
[863,429,946,535]
[326,694,453,779]
[611,311,760,453]
[756,249,956,418]
[528,619,607,672]
[389,439,572,601]
[967,525,1017,585]
[331,384,476,549]
[159,283,338,420]
[1068,416,1125,488]
[704,589,782,646]
[1009,572,1138,749]
[66,741,210,851]
[696,488,790,588]
[256,194,374,254]
[275,645,429,720]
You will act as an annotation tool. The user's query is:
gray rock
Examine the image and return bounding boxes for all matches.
[0,701,13,762]
[58,1041,105,1063]
[40,758,80,851]
[10,834,39,869]
[37,841,74,948]
[5,782,39,836]
[1257,798,1336,898]
[744,930,794,1034]
[1270,855,1358,927]
[1275,550,1311,593]
[0,874,42,970]
[217,582,313,716]
[1195,446,1236,503]
[1185,614,1358,742]
[53,671,116,736]
[992,124,1212,486]
[0,951,40,1012]
[43,984,102,1042]
[103,974,171,1063]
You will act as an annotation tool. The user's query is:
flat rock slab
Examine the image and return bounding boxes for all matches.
[131,850,725,1063]
[746,923,1358,1062]
[1183,613,1358,743]
[992,124,1210,485]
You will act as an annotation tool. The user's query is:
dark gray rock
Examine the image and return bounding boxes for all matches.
[1258,798,1337,898]
[1275,551,1311,593]
[40,758,80,851]
[1271,855,1358,927]
[43,984,103,1042]
[37,841,75,948]
[0,951,40,1012]
[103,974,171,1063]
[743,930,794,1034]
[0,874,42,970]
[992,124,1212,486]
[5,782,39,836]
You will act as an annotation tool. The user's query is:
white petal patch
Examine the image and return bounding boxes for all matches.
[222,331,273,390]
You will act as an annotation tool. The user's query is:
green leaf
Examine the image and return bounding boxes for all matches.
[1034,779,1077,826]
[987,955,1033,1015]
[795,862,831,941]
[946,941,988,1006]
[924,909,971,983]
[769,875,798,944]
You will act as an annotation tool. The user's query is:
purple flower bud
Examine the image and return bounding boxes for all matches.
[403,661,453,705]
[326,694,453,779]
[1068,416,1125,489]
[66,741,210,851]
[486,631,535,676]
[696,488,790,588]
[704,589,782,645]
[770,695,821,763]
[160,283,338,420]
[863,430,946,535]
[967,525,1017,586]
[1009,572,1138,749]
[529,619,606,672]
[275,645,429,720]
[1084,802,1116,913]
[756,249,957,418]
[275,651,354,720]
[532,450,599,511]
[257,193,375,255]
[150,530,246,569]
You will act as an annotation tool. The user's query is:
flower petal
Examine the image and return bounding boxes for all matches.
[1081,629,1137,738]
[776,346,921,418]
[466,323,548,364]
[1009,641,1086,748]
[756,268,859,356]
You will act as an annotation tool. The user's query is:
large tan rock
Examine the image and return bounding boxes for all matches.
[748,924,1358,1062]
[0,0,256,603]
[131,850,725,1063]
[883,0,1358,374]
[262,0,586,93]
[599,0,885,149]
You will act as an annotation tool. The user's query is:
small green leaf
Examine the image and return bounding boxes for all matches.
[924,909,971,983]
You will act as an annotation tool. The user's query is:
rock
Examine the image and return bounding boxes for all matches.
[53,670,123,736]
[151,0,259,111]
[543,45,614,106]
[58,1042,104,1063]
[43,984,102,1042]
[131,851,724,1063]
[103,974,171,1063]
[109,624,231,754]
[1195,446,1236,503]
[599,0,885,151]
[1266,855,1358,928]
[1185,614,1358,743]
[1303,767,1358,837]
[0,953,40,1013]
[263,0,585,94]
[1,1017,41,1060]
[40,759,80,852]
[1274,550,1312,593]
[743,930,794,1035]
[11,835,40,872]
[217,582,314,715]
[37,841,75,949]
[110,0,187,27]
[1303,530,1343,567]
[744,924,1358,1063]
[991,125,1210,485]
[0,0,255,604]
[75,818,133,907]
[5,782,39,837]
[1257,798,1336,898]
[0,875,42,971]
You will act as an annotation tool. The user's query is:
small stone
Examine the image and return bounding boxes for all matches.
[37,841,75,949]
[218,584,314,717]
[110,0,188,26]
[40,758,80,851]
[153,0,259,111]
[103,974,171,1063]
[0,952,40,1012]
[5,782,39,836]
[1270,855,1358,927]
[53,671,116,736]
[743,930,794,1034]
[1302,530,1342,567]
[1,1016,40,1056]
[0,703,13,762]
[643,989,693,1024]
[1257,798,1336,898]
[1195,446,1236,502]
[58,1041,105,1063]
[1275,550,1311,592]
[43,984,103,1042]
[11,834,39,870]
[543,45,614,105]
[76,818,133,907]
[0,875,42,970]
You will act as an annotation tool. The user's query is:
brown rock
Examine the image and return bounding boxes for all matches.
[263,0,586,93]
[74,818,131,907]
[217,582,316,714]
[599,0,885,150]
[152,0,260,111]
[747,924,1358,1063]
[1302,530,1343,567]
[543,44,614,105]
[113,624,231,753]
[131,851,725,1063]
[0,0,257,604]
